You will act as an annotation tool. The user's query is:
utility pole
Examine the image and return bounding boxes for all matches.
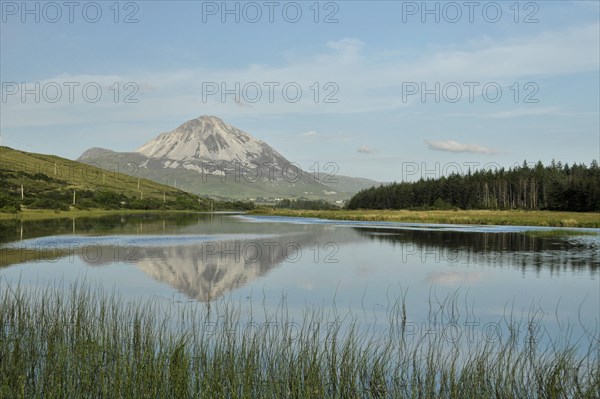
[164,179,168,204]
[21,185,24,199]
[138,178,140,190]
[73,190,76,205]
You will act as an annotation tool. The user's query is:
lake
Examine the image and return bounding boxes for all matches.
[1,212,598,349]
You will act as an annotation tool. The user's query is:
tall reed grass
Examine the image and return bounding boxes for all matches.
[1,281,598,398]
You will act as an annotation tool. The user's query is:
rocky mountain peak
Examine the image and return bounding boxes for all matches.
[135,115,279,164]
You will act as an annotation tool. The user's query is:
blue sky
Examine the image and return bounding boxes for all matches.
[1,1,598,181]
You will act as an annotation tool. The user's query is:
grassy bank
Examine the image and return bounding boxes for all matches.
[1,282,598,398]
[0,209,223,222]
[0,146,215,213]
[251,208,600,228]
[0,208,149,221]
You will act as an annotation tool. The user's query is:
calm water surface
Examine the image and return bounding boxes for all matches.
[1,212,598,346]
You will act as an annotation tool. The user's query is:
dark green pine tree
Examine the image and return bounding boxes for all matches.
[346,160,600,212]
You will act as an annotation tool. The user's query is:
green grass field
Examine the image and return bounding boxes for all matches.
[0,146,249,213]
[251,208,600,228]
[0,146,193,202]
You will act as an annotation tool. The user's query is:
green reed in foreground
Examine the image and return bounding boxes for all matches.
[0,282,598,398]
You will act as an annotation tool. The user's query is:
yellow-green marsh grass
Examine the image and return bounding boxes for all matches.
[251,208,600,228]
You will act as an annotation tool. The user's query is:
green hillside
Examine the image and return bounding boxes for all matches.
[78,150,355,201]
[0,146,216,212]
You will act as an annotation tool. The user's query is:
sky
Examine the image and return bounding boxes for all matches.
[1,0,599,182]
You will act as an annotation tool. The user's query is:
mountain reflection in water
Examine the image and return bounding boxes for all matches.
[0,214,597,304]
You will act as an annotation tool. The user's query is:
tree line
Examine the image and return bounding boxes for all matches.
[276,198,339,210]
[346,160,600,212]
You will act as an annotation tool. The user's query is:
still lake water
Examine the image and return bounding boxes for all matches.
[1,212,598,348]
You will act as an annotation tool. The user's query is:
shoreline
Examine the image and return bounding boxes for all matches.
[249,208,600,228]
[2,208,599,228]
[0,209,228,221]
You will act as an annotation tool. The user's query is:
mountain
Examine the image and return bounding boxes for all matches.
[134,116,309,187]
[78,116,379,201]
[78,147,116,160]
[313,173,381,195]
[137,115,283,165]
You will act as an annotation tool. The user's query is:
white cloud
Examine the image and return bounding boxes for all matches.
[357,145,375,154]
[426,140,498,154]
[325,38,365,63]
[301,130,318,137]
[326,38,364,51]
[234,98,252,108]
[446,107,563,119]
[2,24,598,129]
[446,107,599,119]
